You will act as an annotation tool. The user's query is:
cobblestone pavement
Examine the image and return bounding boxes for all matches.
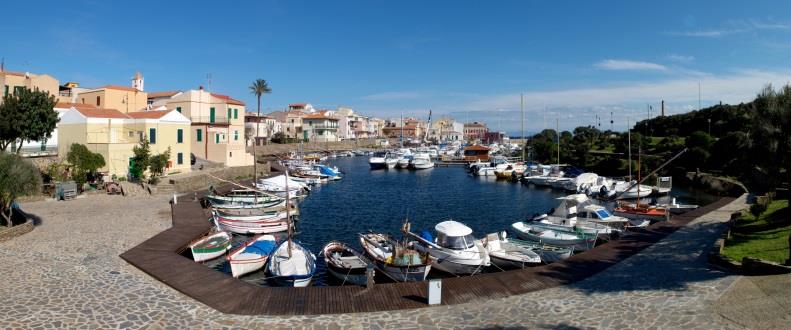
[0,194,750,329]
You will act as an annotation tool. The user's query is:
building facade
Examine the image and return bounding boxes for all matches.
[57,107,191,177]
[464,122,488,141]
[0,70,59,105]
[150,88,253,167]
[302,113,340,142]
[245,113,281,146]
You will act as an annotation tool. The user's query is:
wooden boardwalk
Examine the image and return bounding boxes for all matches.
[120,191,735,315]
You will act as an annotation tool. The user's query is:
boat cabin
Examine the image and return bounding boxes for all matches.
[463,145,490,162]
[433,220,476,250]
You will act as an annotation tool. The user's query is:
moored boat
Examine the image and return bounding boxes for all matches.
[406,220,490,275]
[227,235,277,278]
[359,232,431,282]
[189,231,233,262]
[321,241,371,286]
[511,221,596,252]
[479,232,541,269]
[268,240,317,287]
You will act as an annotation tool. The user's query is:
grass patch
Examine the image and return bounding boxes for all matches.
[722,199,791,264]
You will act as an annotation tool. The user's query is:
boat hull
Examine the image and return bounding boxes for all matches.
[325,265,368,286]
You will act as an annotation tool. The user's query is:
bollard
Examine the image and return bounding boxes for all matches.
[365,264,375,289]
[428,279,441,305]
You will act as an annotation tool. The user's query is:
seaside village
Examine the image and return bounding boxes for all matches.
[1,69,518,180]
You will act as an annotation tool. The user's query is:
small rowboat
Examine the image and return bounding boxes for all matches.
[511,221,596,252]
[613,202,669,222]
[480,232,541,269]
[214,211,287,223]
[217,219,290,234]
[227,235,277,278]
[321,241,371,286]
[189,231,232,262]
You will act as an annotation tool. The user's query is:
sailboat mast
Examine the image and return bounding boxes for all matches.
[627,117,632,182]
[521,93,525,161]
[556,118,560,165]
[285,170,293,257]
[637,144,641,204]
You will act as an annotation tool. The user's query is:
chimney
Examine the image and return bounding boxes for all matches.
[199,85,204,90]
[661,100,665,117]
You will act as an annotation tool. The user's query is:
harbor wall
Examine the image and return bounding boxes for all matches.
[167,164,270,193]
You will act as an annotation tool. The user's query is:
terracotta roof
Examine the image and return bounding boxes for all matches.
[128,110,172,119]
[74,107,129,119]
[0,71,26,77]
[98,85,141,92]
[211,93,245,106]
[147,90,180,99]
[55,102,98,110]
[245,112,272,119]
[464,145,490,151]
[303,113,338,120]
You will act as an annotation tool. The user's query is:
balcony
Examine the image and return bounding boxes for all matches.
[309,125,338,130]
[190,116,231,125]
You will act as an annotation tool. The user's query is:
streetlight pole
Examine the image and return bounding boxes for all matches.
[708,118,711,136]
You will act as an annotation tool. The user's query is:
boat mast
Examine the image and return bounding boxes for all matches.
[636,144,641,205]
[556,118,560,165]
[627,117,632,182]
[521,93,525,162]
[285,170,292,257]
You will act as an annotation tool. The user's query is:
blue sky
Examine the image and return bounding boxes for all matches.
[2,0,791,134]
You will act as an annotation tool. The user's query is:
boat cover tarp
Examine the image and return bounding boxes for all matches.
[245,240,277,255]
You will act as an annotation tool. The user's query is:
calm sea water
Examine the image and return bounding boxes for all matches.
[200,156,717,286]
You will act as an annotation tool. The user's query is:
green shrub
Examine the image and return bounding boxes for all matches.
[750,203,768,217]
[0,153,41,227]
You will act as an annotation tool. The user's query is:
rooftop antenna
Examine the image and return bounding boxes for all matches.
[521,93,525,161]
[610,111,613,131]
[698,81,702,111]
[206,73,212,91]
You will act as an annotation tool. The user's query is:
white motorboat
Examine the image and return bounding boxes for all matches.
[407,220,490,275]
[227,235,277,278]
[369,151,388,170]
[612,181,654,199]
[397,155,412,169]
[529,194,623,237]
[409,153,435,170]
[268,240,316,287]
[527,165,565,186]
[480,232,541,269]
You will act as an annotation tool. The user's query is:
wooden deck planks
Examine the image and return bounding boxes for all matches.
[119,191,735,315]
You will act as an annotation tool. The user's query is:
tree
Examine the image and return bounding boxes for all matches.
[0,153,41,227]
[271,132,287,144]
[148,148,171,184]
[130,137,151,180]
[686,131,714,150]
[66,143,105,189]
[249,79,272,183]
[0,87,58,153]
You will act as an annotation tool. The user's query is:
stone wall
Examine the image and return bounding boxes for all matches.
[682,172,748,197]
[168,164,270,193]
[0,219,34,243]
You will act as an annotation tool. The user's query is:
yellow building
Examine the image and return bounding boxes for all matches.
[149,88,253,167]
[57,105,192,177]
[77,85,148,114]
[0,70,59,104]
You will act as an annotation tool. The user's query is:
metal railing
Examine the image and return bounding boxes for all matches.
[190,116,231,124]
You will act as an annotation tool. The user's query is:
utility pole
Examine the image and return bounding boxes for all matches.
[610,111,613,132]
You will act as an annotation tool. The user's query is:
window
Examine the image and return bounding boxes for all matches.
[177,153,183,165]
[149,128,156,144]
[234,130,238,141]
[233,108,238,119]
[215,133,220,144]
[436,234,475,250]
[177,129,183,143]
[96,96,101,107]
[210,107,215,123]
[3,85,7,97]
[227,109,232,121]
[14,86,24,94]
[196,129,202,142]
[176,106,182,113]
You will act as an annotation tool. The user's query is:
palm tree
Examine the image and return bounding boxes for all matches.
[249,79,272,184]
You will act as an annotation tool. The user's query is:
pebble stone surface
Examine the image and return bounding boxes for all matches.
[0,194,750,329]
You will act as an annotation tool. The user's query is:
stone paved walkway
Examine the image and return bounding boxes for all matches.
[0,194,755,329]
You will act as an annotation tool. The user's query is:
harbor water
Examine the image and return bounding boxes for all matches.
[198,156,718,286]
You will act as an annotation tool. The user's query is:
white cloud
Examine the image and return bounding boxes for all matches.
[670,18,791,38]
[595,59,667,71]
[360,91,424,101]
[667,54,695,62]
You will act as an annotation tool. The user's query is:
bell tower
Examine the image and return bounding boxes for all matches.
[132,71,144,91]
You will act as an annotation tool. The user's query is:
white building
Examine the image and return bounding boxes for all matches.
[245,112,281,146]
[302,113,340,142]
